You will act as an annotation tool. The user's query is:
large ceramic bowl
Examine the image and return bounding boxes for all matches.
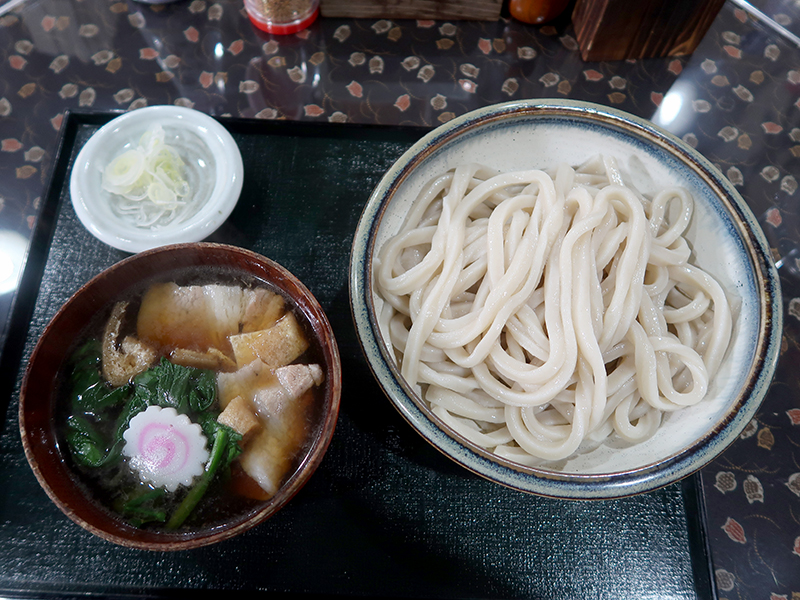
[20,243,341,549]
[350,99,782,499]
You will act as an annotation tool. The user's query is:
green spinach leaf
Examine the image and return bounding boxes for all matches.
[67,341,243,530]
[69,340,130,413]
[131,358,216,416]
[119,485,167,527]
[196,411,243,468]
[189,368,216,413]
[65,415,112,468]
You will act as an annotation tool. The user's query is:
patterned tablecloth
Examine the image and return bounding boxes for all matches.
[0,0,799,597]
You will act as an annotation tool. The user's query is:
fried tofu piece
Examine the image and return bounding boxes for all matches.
[102,302,157,387]
[217,395,261,444]
[169,347,238,373]
[229,312,309,369]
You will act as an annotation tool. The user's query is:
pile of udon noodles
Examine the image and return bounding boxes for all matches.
[374,156,733,465]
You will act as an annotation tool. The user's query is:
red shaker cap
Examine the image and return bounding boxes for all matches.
[247,5,319,35]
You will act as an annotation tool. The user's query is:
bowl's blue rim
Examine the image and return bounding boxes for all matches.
[349,99,783,499]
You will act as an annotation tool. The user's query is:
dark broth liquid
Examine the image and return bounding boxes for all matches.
[55,266,326,533]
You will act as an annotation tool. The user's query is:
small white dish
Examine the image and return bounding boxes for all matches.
[70,106,243,253]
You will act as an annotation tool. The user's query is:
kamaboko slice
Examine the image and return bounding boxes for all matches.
[122,405,209,492]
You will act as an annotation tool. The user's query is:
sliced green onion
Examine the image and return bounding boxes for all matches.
[102,149,146,193]
[100,124,193,229]
[147,178,178,206]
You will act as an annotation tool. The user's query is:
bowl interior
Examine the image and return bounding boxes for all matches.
[70,106,244,253]
[355,100,780,497]
[20,243,341,549]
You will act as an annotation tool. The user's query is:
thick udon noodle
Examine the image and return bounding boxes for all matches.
[374,156,732,465]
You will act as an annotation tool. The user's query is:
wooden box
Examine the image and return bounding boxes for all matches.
[571,0,726,61]
[319,0,503,21]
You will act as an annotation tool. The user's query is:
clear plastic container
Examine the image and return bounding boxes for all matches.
[244,0,319,35]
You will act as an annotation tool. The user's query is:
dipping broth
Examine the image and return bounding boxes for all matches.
[55,266,327,533]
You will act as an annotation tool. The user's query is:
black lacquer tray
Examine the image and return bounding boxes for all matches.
[0,111,715,599]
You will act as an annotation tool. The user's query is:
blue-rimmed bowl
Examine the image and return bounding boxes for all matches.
[349,99,782,500]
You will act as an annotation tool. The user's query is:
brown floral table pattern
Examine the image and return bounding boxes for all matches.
[0,0,799,598]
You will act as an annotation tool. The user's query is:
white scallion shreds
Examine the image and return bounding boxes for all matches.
[101,124,193,229]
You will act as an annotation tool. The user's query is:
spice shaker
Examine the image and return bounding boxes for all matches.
[244,0,319,34]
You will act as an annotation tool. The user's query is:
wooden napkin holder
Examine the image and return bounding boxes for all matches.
[319,0,503,21]
[571,0,726,61]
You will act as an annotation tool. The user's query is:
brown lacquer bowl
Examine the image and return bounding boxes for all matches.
[20,243,341,550]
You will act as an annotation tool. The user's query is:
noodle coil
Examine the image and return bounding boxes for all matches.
[374,157,733,465]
